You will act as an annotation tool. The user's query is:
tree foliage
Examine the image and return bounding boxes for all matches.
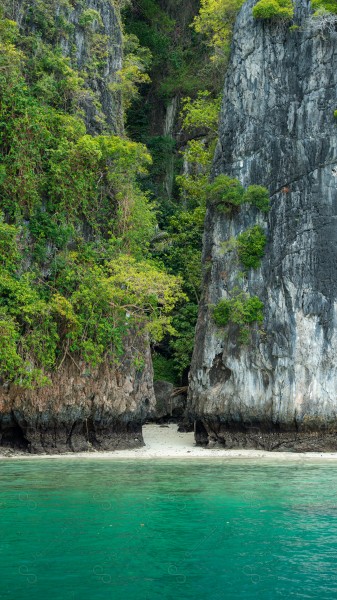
[193,0,244,68]
[0,0,276,388]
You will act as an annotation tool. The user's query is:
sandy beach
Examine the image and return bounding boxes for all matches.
[2,423,337,460]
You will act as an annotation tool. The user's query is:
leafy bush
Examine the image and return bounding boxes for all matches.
[212,299,231,326]
[79,9,103,29]
[0,239,185,385]
[252,0,294,21]
[0,213,20,271]
[212,291,264,343]
[193,0,244,70]
[181,92,221,132]
[170,303,199,379]
[207,175,245,211]
[311,0,337,14]
[0,314,23,381]
[213,293,264,327]
[151,206,205,383]
[237,225,267,269]
[0,267,59,387]
[110,33,152,111]
[243,185,270,213]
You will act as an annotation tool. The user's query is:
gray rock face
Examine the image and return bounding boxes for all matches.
[188,0,337,450]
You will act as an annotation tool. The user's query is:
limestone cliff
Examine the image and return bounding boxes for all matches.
[0,1,156,454]
[188,0,337,450]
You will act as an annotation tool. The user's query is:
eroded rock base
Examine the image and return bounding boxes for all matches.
[0,412,144,454]
[195,420,337,452]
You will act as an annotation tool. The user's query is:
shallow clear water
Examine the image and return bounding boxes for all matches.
[1,459,337,600]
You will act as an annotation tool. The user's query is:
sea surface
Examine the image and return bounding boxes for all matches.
[1,459,337,599]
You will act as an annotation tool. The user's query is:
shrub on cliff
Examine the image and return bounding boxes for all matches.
[252,0,294,21]
[237,225,267,269]
[242,185,270,213]
[311,0,337,14]
[207,175,245,212]
[208,176,270,214]
[212,291,264,343]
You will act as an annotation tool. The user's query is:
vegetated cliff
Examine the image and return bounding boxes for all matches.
[7,0,124,134]
[61,0,124,134]
[0,0,157,454]
[188,0,337,451]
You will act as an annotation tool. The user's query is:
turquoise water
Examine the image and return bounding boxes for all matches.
[1,460,337,600]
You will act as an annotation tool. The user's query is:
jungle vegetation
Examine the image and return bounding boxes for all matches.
[0,0,331,388]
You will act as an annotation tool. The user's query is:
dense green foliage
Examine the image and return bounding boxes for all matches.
[123,0,221,216]
[152,353,176,383]
[208,176,270,214]
[311,0,337,14]
[119,1,220,382]
[252,0,294,20]
[193,0,244,70]
[124,0,217,105]
[242,185,270,213]
[122,0,270,381]
[112,33,152,112]
[150,90,224,380]
[208,175,245,211]
[151,205,205,380]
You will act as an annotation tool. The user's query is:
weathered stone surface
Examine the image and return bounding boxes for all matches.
[188,0,337,450]
[0,339,154,454]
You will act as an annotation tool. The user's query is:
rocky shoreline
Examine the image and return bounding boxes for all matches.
[2,423,337,460]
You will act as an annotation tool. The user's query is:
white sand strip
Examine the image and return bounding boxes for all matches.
[2,423,337,460]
